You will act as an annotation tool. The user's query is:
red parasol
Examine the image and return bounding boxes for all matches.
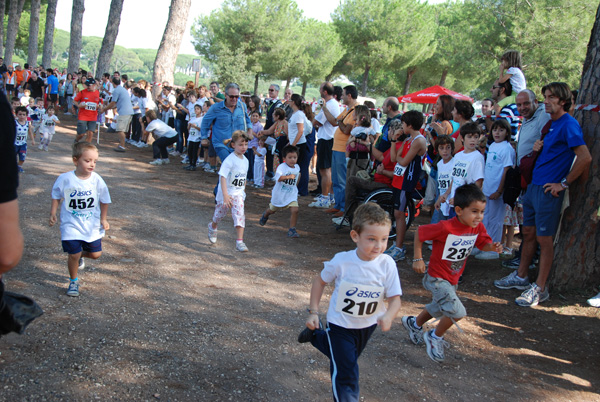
[397,85,474,104]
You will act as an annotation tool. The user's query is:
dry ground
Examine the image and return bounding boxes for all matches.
[1,115,599,401]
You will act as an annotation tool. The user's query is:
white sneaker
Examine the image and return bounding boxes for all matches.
[332,216,349,227]
[181,156,189,164]
[308,196,331,208]
[587,292,600,307]
[38,144,44,150]
[207,223,217,244]
[162,158,170,165]
[236,242,249,252]
[149,159,164,165]
[169,151,180,156]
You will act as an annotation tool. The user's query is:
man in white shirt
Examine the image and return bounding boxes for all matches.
[309,82,341,208]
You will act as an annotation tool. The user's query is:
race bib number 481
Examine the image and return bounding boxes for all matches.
[335,281,384,317]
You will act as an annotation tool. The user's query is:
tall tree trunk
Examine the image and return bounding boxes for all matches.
[301,81,307,97]
[4,0,26,66]
[96,0,124,77]
[152,0,191,97]
[551,4,600,291]
[439,68,448,87]
[67,0,85,74]
[402,66,417,111]
[27,0,41,67]
[0,0,6,57]
[253,72,259,95]
[361,64,370,97]
[42,0,58,69]
[284,77,291,91]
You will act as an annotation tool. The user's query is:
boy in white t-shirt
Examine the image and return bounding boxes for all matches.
[14,106,35,173]
[29,98,45,139]
[184,104,204,170]
[438,122,485,220]
[38,106,60,151]
[259,145,301,238]
[298,203,402,401]
[208,131,250,252]
[433,135,455,221]
[49,142,111,297]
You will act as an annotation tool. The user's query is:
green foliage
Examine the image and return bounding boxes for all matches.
[331,0,436,94]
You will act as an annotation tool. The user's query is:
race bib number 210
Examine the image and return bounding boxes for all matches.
[335,281,384,317]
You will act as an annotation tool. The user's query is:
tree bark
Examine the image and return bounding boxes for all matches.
[253,72,259,95]
[402,66,417,111]
[67,0,85,74]
[27,0,41,67]
[96,0,124,77]
[301,81,308,97]
[0,0,6,57]
[551,3,600,291]
[42,0,58,69]
[439,68,448,87]
[285,77,291,91]
[152,0,191,97]
[4,0,26,66]
[361,64,370,97]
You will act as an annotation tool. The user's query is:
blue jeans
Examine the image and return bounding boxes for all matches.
[332,151,346,210]
[213,143,233,164]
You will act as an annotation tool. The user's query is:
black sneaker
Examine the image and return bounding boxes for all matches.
[259,212,269,226]
[298,319,323,343]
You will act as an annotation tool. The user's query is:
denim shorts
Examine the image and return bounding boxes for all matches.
[15,144,27,161]
[62,239,102,255]
[423,273,466,319]
[522,184,564,236]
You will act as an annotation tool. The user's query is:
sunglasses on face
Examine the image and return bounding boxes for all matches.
[228,95,239,99]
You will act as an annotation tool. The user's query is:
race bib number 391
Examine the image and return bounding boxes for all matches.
[335,281,384,317]
[442,234,478,262]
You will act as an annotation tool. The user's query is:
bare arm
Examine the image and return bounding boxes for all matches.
[49,199,60,226]
[291,122,303,146]
[100,202,110,230]
[321,103,338,126]
[377,295,401,332]
[490,166,511,200]
[0,200,24,276]
[544,144,592,197]
[305,275,327,330]
[412,229,426,274]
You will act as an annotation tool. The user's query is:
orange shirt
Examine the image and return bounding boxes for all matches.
[332,107,356,152]
[14,70,24,86]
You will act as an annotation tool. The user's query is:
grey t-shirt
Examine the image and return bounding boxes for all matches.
[517,104,551,164]
[111,85,134,116]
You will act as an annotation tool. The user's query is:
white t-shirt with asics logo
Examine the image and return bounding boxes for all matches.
[271,163,300,207]
[216,152,248,203]
[321,250,402,329]
[51,171,112,242]
[39,114,60,134]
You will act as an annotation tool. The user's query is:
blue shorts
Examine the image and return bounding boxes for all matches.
[15,144,27,161]
[522,184,564,236]
[62,239,102,255]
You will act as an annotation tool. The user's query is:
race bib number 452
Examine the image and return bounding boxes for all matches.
[442,234,478,262]
[335,281,384,317]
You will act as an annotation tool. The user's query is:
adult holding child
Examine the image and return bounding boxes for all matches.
[142,109,178,166]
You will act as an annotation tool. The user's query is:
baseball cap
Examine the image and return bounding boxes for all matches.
[85,78,96,86]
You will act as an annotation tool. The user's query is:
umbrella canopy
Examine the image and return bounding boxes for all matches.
[397,85,474,104]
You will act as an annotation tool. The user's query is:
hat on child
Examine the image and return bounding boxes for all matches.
[85,78,96,86]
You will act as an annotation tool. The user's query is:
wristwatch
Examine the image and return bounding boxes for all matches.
[560,178,569,189]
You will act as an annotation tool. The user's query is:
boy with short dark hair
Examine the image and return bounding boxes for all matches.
[402,184,501,362]
[259,145,301,237]
[49,142,111,297]
[384,109,427,261]
[298,202,402,401]
[14,106,35,173]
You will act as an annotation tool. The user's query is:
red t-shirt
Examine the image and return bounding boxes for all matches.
[374,143,401,186]
[418,217,492,285]
[74,89,102,122]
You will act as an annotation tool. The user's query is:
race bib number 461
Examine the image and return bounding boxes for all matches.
[442,234,478,262]
[335,281,384,317]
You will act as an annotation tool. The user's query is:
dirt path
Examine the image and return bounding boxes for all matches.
[1,115,599,401]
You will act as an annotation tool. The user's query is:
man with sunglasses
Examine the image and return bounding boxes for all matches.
[201,83,252,163]
[489,79,520,140]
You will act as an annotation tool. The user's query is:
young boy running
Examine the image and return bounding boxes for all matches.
[385,110,427,261]
[259,145,301,237]
[14,106,35,173]
[298,203,402,401]
[49,142,111,297]
[402,184,501,362]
